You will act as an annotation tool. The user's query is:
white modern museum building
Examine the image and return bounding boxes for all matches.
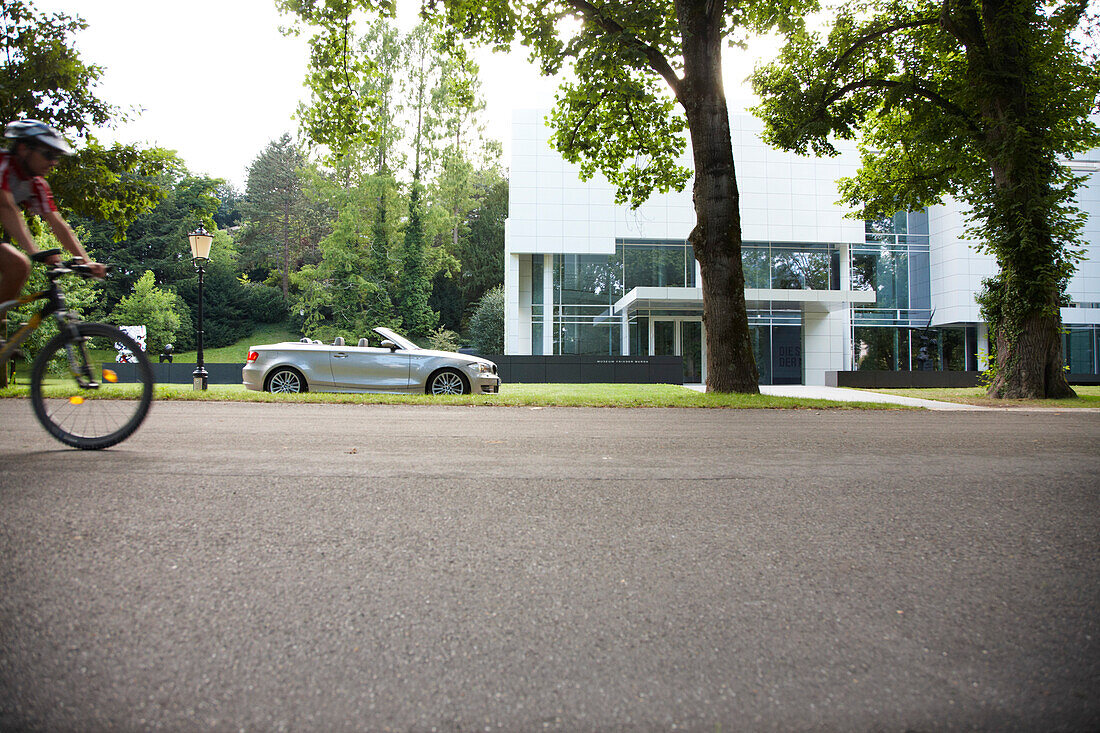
[502,110,1100,385]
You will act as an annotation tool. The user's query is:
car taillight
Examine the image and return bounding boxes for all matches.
[247,351,259,363]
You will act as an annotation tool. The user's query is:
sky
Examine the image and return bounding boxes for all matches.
[30,0,766,189]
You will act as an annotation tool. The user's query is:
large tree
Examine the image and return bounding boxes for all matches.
[238,134,323,298]
[420,0,818,393]
[752,0,1100,398]
[1,0,180,237]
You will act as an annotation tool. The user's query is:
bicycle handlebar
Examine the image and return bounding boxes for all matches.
[64,261,113,278]
[33,248,113,278]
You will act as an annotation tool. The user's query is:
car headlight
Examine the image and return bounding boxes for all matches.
[473,362,495,375]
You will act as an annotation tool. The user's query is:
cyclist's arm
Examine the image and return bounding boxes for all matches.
[0,188,39,256]
[42,210,106,277]
[43,209,89,260]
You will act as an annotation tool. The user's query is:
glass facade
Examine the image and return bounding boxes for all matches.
[549,240,842,356]
[851,211,930,315]
[552,251,623,355]
[550,241,697,356]
[748,317,803,385]
[1064,326,1099,375]
[531,256,544,355]
[526,214,1096,379]
[852,325,968,372]
[851,210,968,372]
[743,243,841,290]
[624,241,696,290]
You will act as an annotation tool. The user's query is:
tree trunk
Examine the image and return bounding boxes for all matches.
[988,308,1076,399]
[678,0,759,393]
[281,201,291,300]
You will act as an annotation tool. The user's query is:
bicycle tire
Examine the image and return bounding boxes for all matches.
[30,322,154,450]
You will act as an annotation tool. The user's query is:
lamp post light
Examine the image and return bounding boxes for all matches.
[188,226,213,390]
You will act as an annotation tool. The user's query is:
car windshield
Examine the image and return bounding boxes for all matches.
[373,327,420,351]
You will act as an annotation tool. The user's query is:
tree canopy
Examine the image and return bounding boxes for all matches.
[752,0,1100,398]
[1,0,182,237]
[273,8,505,342]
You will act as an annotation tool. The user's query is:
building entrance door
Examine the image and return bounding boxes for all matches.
[651,318,704,384]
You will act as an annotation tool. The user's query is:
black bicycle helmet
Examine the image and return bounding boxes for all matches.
[4,119,73,155]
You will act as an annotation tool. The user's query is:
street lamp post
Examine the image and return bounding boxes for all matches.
[188,226,213,390]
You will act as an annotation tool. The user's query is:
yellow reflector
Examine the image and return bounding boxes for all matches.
[69,396,85,405]
[103,369,118,383]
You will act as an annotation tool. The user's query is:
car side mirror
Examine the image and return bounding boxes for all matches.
[381,339,399,352]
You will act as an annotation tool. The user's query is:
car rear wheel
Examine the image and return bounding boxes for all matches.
[428,369,468,395]
[267,367,306,393]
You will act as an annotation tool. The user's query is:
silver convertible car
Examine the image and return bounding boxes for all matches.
[243,327,501,395]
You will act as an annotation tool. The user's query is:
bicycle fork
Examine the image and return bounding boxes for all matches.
[54,316,100,390]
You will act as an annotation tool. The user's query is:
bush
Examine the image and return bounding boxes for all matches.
[108,271,184,355]
[427,326,461,352]
[246,284,288,324]
[467,285,504,354]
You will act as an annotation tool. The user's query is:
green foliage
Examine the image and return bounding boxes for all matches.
[426,326,461,352]
[276,0,397,158]
[455,172,506,309]
[174,259,261,350]
[421,0,825,392]
[397,184,440,336]
[752,0,1100,397]
[76,175,223,311]
[244,283,289,324]
[78,178,282,352]
[428,0,812,207]
[467,284,504,354]
[290,172,401,339]
[977,348,997,388]
[52,142,184,239]
[550,75,691,208]
[213,183,243,229]
[0,0,111,134]
[273,15,501,340]
[108,271,184,355]
[430,170,507,331]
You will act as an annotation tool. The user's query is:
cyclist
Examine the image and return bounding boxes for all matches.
[0,120,106,322]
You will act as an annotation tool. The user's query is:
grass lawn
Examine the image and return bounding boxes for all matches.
[10,323,301,381]
[6,317,1095,409]
[867,385,1100,408]
[165,323,301,364]
[0,381,904,410]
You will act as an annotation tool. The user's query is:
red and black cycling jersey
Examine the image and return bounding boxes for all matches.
[0,148,58,217]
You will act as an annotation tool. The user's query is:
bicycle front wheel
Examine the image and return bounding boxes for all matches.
[30,322,155,450]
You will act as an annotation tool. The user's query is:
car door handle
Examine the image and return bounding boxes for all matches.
[333,352,348,358]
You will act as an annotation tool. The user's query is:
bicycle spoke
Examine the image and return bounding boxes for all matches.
[31,323,154,449]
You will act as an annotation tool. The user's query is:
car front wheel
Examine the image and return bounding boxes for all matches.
[428,369,468,395]
[267,367,306,393]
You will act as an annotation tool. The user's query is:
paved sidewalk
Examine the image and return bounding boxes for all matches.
[686,383,990,410]
[762,384,994,410]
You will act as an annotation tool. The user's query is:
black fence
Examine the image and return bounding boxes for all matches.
[108,355,685,386]
[107,361,1100,388]
[110,362,244,385]
[827,370,983,388]
[827,370,1100,388]
[485,355,683,384]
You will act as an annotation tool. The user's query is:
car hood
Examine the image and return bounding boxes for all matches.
[412,348,495,367]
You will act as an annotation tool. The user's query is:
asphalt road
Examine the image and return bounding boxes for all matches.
[1,399,1098,731]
